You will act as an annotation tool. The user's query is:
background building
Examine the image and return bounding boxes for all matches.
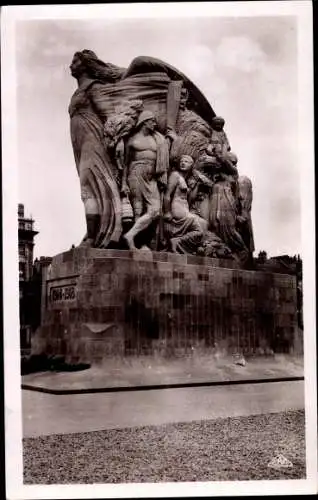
[18,203,38,281]
[18,203,39,353]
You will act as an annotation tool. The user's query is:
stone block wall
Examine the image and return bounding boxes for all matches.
[31,248,299,363]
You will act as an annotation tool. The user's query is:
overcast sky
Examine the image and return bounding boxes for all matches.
[16,15,299,259]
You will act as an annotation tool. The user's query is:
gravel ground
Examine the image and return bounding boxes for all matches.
[23,410,305,484]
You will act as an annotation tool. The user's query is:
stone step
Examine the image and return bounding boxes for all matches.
[59,246,241,269]
[91,249,240,270]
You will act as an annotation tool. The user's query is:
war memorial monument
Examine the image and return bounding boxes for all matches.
[31,50,299,363]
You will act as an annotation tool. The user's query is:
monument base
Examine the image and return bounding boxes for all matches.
[32,248,300,364]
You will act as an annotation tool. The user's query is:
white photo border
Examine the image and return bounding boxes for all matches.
[2,2,316,498]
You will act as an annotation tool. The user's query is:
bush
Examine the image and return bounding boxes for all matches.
[21,353,90,375]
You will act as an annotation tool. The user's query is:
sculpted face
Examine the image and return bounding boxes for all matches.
[70,54,85,78]
[143,117,156,132]
[212,117,225,131]
[179,155,194,172]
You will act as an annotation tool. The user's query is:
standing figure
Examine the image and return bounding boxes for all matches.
[103,99,143,178]
[163,155,208,254]
[208,152,249,262]
[237,175,255,257]
[103,100,144,224]
[123,111,169,250]
[207,115,231,158]
[69,50,125,248]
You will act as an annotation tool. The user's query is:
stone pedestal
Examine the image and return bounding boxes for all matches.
[31,247,299,363]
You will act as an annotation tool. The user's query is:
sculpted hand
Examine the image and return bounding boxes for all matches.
[166,128,178,141]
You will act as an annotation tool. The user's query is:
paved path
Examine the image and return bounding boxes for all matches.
[22,380,304,438]
[22,355,304,391]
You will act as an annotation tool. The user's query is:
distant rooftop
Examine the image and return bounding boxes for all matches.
[18,203,34,221]
[18,203,25,218]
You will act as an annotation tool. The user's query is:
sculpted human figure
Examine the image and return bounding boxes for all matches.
[186,165,215,221]
[68,51,218,248]
[69,50,125,248]
[103,100,145,226]
[68,50,253,263]
[103,99,143,177]
[237,175,255,257]
[163,155,208,254]
[207,116,231,158]
[123,110,169,250]
[208,152,249,262]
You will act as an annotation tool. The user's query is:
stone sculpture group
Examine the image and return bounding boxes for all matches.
[69,50,254,266]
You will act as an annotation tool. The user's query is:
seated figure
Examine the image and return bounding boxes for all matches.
[163,155,208,254]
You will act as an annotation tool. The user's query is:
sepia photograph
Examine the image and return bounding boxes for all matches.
[2,2,316,498]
